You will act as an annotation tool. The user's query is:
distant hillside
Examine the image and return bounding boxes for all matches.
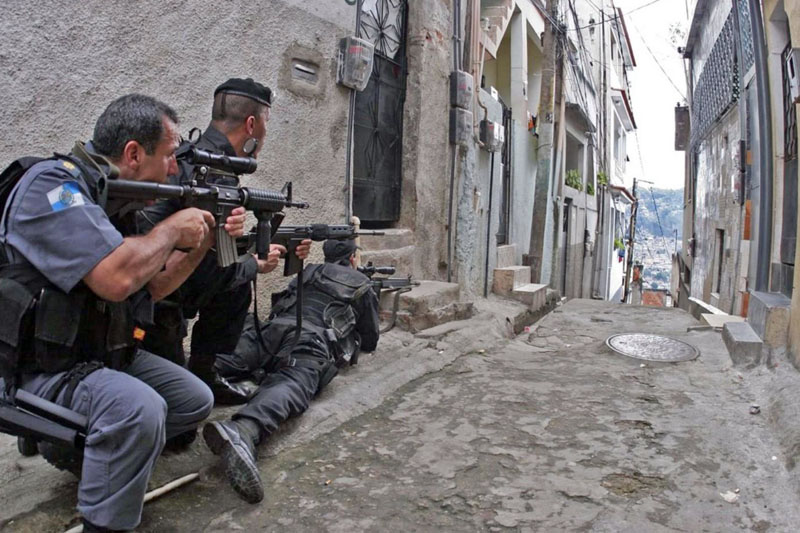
[636,188,683,242]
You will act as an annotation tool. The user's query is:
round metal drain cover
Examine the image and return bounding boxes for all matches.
[606,333,698,362]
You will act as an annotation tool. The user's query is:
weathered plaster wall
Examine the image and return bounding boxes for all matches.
[455,91,504,296]
[511,122,538,264]
[0,0,357,301]
[400,0,452,281]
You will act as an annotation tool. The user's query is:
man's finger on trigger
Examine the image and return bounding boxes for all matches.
[271,244,288,254]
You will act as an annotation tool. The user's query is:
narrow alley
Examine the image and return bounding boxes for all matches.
[7,299,799,531]
[139,300,800,531]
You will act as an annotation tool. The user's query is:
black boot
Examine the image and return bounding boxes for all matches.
[190,353,254,405]
[203,420,263,503]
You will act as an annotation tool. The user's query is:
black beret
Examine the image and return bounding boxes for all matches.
[214,78,272,107]
[323,239,357,264]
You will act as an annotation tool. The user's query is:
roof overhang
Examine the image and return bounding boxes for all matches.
[566,102,597,132]
[609,185,635,204]
[616,8,637,67]
[611,88,637,130]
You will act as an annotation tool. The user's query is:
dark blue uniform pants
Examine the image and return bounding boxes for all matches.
[1,351,213,530]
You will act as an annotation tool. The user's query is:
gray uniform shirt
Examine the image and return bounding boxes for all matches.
[0,159,123,292]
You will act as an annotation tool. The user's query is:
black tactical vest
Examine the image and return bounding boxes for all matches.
[0,157,140,384]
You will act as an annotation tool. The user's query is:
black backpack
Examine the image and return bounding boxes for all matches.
[0,157,46,264]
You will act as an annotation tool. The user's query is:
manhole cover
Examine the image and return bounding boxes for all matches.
[606,333,699,362]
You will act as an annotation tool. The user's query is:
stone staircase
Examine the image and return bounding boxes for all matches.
[481,0,514,59]
[378,280,474,333]
[491,243,548,311]
[358,228,415,275]
[358,227,474,333]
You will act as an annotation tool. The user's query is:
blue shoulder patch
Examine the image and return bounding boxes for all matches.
[46,181,85,211]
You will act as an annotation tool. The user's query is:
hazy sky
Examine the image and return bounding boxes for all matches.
[613,0,692,190]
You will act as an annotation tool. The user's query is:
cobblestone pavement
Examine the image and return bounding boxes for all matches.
[5,299,800,531]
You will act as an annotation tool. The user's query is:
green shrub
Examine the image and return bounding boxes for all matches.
[597,171,609,186]
[566,169,583,191]
[587,183,595,195]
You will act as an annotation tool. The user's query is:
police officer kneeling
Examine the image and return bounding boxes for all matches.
[203,239,380,503]
[0,94,232,531]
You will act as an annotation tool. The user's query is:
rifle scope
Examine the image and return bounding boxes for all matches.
[181,147,258,175]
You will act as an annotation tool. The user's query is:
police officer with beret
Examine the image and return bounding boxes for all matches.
[0,94,237,531]
[203,239,380,503]
[138,78,311,404]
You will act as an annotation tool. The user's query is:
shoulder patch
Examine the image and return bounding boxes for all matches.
[46,181,85,211]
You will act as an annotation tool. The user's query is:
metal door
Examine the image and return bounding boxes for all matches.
[352,0,408,225]
[497,101,512,245]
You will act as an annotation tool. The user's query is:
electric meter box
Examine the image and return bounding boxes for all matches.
[450,108,473,146]
[450,70,474,110]
[337,36,375,91]
[480,119,505,151]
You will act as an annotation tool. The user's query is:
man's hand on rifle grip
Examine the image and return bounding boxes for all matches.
[255,244,286,274]
[295,239,312,260]
[224,206,247,238]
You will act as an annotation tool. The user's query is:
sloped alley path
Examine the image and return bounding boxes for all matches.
[147,299,800,531]
[4,299,800,531]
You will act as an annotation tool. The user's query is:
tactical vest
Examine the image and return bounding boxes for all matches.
[268,263,373,368]
[0,156,139,385]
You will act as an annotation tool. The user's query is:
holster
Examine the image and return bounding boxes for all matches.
[0,279,35,383]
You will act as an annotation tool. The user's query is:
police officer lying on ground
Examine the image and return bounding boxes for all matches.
[138,77,311,404]
[203,239,380,503]
[0,94,245,532]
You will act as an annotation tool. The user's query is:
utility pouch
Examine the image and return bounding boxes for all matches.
[322,302,358,367]
[103,301,137,370]
[34,289,84,373]
[0,278,35,380]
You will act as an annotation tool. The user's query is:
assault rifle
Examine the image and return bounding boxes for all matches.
[268,221,384,276]
[97,146,309,267]
[357,262,419,332]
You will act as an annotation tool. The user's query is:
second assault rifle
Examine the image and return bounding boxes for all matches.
[357,262,419,332]
[269,221,385,276]
[97,146,309,267]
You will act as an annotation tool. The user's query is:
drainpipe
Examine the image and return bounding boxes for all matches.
[748,0,773,292]
[447,0,463,282]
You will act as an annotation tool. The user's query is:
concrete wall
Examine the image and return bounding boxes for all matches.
[0,0,357,300]
[689,109,744,314]
[768,0,800,367]
[455,90,504,296]
[399,0,452,281]
[685,0,748,316]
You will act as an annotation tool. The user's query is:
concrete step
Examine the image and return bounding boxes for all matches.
[701,313,745,330]
[510,283,548,310]
[492,265,530,295]
[748,291,791,349]
[359,245,415,277]
[358,228,414,251]
[722,321,764,367]
[378,280,473,333]
[496,244,517,269]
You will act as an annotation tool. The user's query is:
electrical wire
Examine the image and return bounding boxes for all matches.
[626,18,687,100]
